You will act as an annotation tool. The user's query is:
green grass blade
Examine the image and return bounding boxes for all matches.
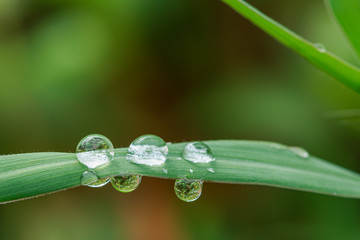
[326,0,360,59]
[222,0,360,93]
[1,140,360,203]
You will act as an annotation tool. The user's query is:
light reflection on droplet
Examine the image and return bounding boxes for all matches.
[182,142,214,163]
[127,134,168,166]
[76,134,114,169]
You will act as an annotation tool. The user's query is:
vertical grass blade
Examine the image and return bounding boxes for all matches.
[326,0,360,59]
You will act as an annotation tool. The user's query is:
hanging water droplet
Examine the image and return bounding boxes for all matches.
[76,134,114,169]
[89,177,110,188]
[207,168,215,173]
[80,170,98,185]
[314,43,326,53]
[80,171,110,188]
[174,179,203,202]
[182,142,214,163]
[111,175,142,193]
[126,134,168,166]
[289,146,309,159]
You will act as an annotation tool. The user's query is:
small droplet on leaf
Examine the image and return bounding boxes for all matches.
[182,142,214,163]
[314,43,326,53]
[289,146,309,159]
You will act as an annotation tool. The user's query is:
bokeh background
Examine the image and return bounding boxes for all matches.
[0,0,360,239]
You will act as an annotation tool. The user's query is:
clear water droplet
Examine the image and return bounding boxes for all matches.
[174,179,203,202]
[162,168,168,174]
[289,146,309,159]
[207,168,215,173]
[182,142,214,163]
[111,175,142,193]
[314,43,326,53]
[80,170,98,185]
[89,177,110,188]
[126,134,168,166]
[189,169,194,173]
[76,134,114,169]
[80,171,110,188]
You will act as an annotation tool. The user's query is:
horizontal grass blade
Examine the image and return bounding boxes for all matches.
[326,0,360,59]
[222,0,360,93]
[1,140,360,203]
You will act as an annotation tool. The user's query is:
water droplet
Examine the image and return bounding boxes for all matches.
[181,142,214,163]
[314,43,326,53]
[207,168,215,173]
[189,169,194,173]
[80,170,98,185]
[289,146,309,159]
[80,171,110,188]
[76,134,114,169]
[174,179,203,202]
[162,168,168,174]
[111,175,142,193]
[89,177,110,188]
[126,134,168,166]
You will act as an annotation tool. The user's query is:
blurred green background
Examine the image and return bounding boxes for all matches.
[0,0,360,239]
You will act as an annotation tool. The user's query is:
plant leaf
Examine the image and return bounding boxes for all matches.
[1,140,360,204]
[326,0,360,59]
[222,0,360,93]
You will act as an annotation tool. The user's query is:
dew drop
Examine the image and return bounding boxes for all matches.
[162,168,168,174]
[289,146,309,159]
[182,142,214,163]
[76,134,114,169]
[111,175,142,193]
[80,170,98,185]
[189,169,194,173]
[126,134,168,166]
[80,171,110,188]
[314,43,326,53]
[174,179,203,202]
[88,177,110,188]
[207,168,215,173]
